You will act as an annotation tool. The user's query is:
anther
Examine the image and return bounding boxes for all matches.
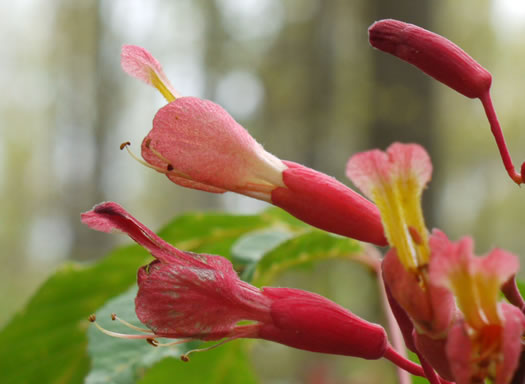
[111,313,117,321]
[147,338,158,347]
[180,354,190,362]
[167,164,174,171]
[120,141,131,150]
[88,314,96,322]
[408,226,422,245]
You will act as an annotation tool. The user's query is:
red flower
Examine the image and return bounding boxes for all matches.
[82,202,388,359]
[119,45,387,245]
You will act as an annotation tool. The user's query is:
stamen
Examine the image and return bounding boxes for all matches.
[180,336,242,362]
[151,338,193,347]
[128,140,193,180]
[120,141,171,174]
[144,139,171,165]
[88,313,155,340]
[110,313,153,334]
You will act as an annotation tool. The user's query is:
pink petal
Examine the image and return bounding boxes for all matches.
[429,229,519,290]
[142,97,286,197]
[382,248,455,334]
[445,319,473,384]
[136,258,271,339]
[428,230,474,288]
[387,142,432,190]
[345,148,391,200]
[346,143,432,200]
[271,161,387,245]
[121,45,180,98]
[477,248,519,286]
[495,303,525,384]
[81,201,182,264]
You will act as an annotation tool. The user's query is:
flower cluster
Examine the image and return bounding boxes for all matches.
[84,20,525,384]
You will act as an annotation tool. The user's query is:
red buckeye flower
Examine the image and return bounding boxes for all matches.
[119,45,386,245]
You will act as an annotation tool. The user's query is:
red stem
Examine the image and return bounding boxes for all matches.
[377,266,411,384]
[479,91,522,185]
[417,352,444,384]
[384,345,452,384]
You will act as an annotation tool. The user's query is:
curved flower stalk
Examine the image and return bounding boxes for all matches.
[82,202,434,379]
[118,45,386,246]
[368,19,524,185]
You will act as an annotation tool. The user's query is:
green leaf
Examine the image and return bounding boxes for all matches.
[252,230,363,286]
[259,207,310,231]
[232,229,294,264]
[232,229,294,281]
[137,342,258,384]
[86,286,180,384]
[0,244,148,384]
[0,211,276,384]
[158,211,272,257]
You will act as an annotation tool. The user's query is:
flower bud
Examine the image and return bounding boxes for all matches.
[369,19,492,99]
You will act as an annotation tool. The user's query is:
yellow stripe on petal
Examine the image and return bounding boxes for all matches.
[150,70,176,102]
[429,234,519,331]
[121,45,180,102]
[347,143,432,272]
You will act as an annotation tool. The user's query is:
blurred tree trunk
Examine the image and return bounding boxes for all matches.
[258,2,336,173]
[56,0,110,261]
[366,0,436,226]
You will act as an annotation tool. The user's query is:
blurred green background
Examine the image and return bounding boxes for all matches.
[3,0,525,382]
